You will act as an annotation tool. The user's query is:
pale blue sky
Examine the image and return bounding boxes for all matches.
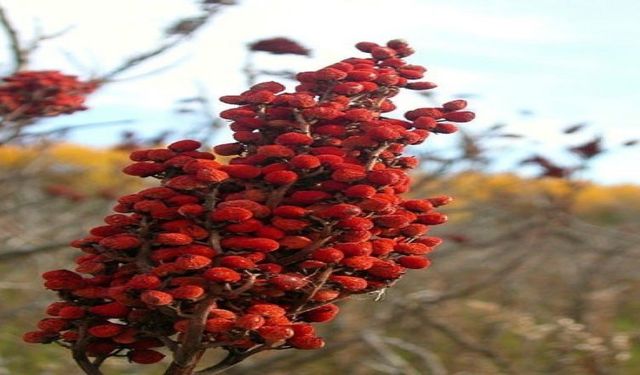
[1,0,638,184]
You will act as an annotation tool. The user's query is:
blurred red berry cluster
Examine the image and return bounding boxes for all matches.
[0,70,97,119]
[24,40,473,370]
[249,37,310,56]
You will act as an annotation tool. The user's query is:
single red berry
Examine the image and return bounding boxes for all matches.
[257,326,295,342]
[398,256,431,269]
[288,336,325,349]
[88,323,124,338]
[302,304,339,322]
[140,290,174,306]
[235,314,266,330]
[265,170,299,185]
[203,267,242,283]
[129,349,166,364]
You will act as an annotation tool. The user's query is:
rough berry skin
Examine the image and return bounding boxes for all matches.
[257,326,295,342]
[26,40,471,371]
[203,267,241,283]
[289,336,326,349]
[140,290,174,306]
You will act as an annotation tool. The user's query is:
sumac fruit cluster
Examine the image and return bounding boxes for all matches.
[24,40,473,371]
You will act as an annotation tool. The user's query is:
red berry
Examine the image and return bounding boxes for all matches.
[398,256,431,269]
[265,170,299,185]
[235,314,266,330]
[129,349,166,364]
[203,267,242,283]
[88,323,123,338]
[288,336,325,349]
[140,290,174,306]
[302,304,339,322]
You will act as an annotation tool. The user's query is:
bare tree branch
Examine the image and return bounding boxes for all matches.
[361,331,422,375]
[19,119,135,137]
[0,241,68,262]
[383,337,448,375]
[412,251,530,305]
[424,314,515,374]
[0,4,28,72]
[101,5,228,81]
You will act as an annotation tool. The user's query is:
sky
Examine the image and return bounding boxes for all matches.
[1,0,639,184]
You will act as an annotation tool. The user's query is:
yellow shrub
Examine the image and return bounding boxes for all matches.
[0,143,144,194]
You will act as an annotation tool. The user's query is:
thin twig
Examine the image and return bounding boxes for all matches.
[383,337,447,375]
[366,142,389,170]
[265,182,294,209]
[19,119,135,137]
[0,241,68,262]
[0,4,28,71]
[412,251,529,305]
[290,266,334,313]
[278,233,333,266]
[101,5,226,81]
[223,338,360,374]
[424,314,515,374]
[135,216,155,272]
[361,331,422,375]
[194,346,267,375]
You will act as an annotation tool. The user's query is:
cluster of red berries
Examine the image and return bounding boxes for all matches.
[0,71,97,119]
[24,40,473,368]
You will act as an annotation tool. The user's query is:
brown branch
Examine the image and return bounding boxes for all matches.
[410,225,546,305]
[360,330,422,375]
[290,266,333,314]
[194,346,267,375]
[414,251,529,305]
[222,338,360,374]
[72,323,104,375]
[292,109,312,136]
[383,337,447,375]
[0,241,68,262]
[278,234,333,266]
[101,5,226,81]
[366,142,389,170]
[0,4,28,71]
[266,182,294,209]
[165,295,217,375]
[226,273,257,297]
[292,294,350,316]
[569,242,636,323]
[203,186,222,252]
[135,217,155,272]
[102,38,186,80]
[19,119,135,138]
[26,24,74,54]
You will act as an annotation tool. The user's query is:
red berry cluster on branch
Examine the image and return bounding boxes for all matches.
[0,71,97,119]
[25,40,473,373]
